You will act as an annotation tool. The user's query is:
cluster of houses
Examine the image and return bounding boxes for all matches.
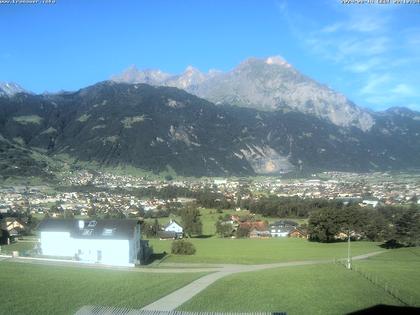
[235,216,307,239]
[218,215,307,239]
[154,216,307,240]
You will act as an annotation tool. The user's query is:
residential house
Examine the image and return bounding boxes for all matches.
[38,219,151,266]
[159,220,183,239]
[249,228,271,239]
[239,220,269,238]
[0,218,26,243]
[361,200,379,208]
[288,227,308,239]
[269,220,298,237]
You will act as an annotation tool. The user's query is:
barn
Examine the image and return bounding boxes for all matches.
[38,219,151,266]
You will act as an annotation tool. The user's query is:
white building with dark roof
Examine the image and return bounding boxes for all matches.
[38,219,151,266]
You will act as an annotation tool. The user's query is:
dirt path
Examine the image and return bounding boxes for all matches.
[141,251,385,311]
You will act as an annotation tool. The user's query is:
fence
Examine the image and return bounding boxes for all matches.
[334,259,416,307]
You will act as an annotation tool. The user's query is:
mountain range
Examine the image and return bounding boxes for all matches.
[1,56,420,178]
[112,56,374,131]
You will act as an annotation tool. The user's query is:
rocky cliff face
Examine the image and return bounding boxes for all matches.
[112,56,375,131]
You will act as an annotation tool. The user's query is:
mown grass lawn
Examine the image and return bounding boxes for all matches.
[0,241,36,255]
[149,238,382,264]
[179,263,401,315]
[0,261,205,315]
[353,247,420,306]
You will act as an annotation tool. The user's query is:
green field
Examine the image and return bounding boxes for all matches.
[353,247,420,306]
[150,238,382,264]
[179,263,401,314]
[0,241,36,255]
[0,261,204,315]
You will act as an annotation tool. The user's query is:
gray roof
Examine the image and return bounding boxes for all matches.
[270,220,299,228]
[38,219,140,240]
[163,220,183,230]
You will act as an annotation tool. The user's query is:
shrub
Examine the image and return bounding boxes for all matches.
[171,240,196,255]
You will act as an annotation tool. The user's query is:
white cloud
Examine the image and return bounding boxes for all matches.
[276,0,420,110]
[344,57,383,73]
[360,73,391,96]
[391,84,415,97]
[406,103,420,111]
[320,23,343,34]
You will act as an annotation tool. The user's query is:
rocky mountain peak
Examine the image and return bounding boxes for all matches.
[0,82,27,97]
[265,55,291,68]
[111,57,375,131]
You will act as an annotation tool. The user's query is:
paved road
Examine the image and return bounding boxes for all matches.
[141,251,385,311]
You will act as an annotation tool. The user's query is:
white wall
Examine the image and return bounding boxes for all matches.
[40,232,133,266]
[40,232,74,257]
[73,239,130,266]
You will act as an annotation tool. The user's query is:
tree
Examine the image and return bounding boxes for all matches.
[364,209,391,241]
[171,240,196,255]
[236,225,250,238]
[339,205,368,238]
[87,206,97,218]
[308,207,341,242]
[308,205,371,242]
[152,218,160,236]
[64,209,74,219]
[215,218,233,238]
[180,207,202,237]
[394,206,420,246]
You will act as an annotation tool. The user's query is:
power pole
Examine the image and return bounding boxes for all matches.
[347,231,351,269]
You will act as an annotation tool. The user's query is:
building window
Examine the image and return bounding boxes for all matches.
[82,229,93,236]
[102,228,116,236]
[87,221,97,228]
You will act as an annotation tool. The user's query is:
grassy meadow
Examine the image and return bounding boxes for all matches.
[179,263,402,314]
[353,247,420,306]
[0,241,36,255]
[0,261,205,315]
[150,238,382,264]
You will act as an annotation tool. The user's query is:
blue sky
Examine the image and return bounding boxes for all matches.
[1,0,419,111]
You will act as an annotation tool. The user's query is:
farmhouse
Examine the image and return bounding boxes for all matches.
[158,220,184,239]
[38,219,151,266]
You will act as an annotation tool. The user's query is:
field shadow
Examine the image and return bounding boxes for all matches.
[192,234,213,239]
[146,251,168,265]
[379,239,405,249]
[347,304,420,314]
